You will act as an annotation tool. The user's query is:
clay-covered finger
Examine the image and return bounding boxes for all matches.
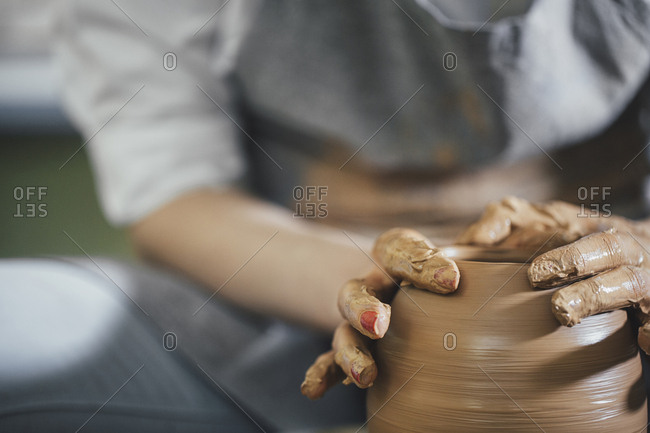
[458,197,574,246]
[530,230,648,288]
[333,322,377,388]
[373,228,459,294]
[551,266,650,327]
[637,322,650,356]
[457,199,516,245]
[301,350,345,400]
[338,278,392,339]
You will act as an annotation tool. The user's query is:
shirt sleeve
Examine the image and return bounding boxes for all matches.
[55,0,249,226]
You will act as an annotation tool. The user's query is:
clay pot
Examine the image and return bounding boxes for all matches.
[367,246,647,432]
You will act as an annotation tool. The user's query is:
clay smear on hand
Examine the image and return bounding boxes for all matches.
[373,228,459,294]
[300,350,344,400]
[338,278,391,339]
[332,322,377,388]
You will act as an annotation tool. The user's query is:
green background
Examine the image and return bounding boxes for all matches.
[0,134,133,259]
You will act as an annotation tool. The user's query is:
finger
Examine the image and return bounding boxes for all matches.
[362,266,396,299]
[458,197,567,246]
[457,199,516,245]
[638,322,650,356]
[333,322,377,388]
[338,278,392,339]
[529,230,648,288]
[301,350,345,400]
[373,228,459,294]
[550,266,650,327]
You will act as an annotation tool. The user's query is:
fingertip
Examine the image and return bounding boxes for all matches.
[301,350,344,400]
[551,302,576,327]
[375,307,391,338]
[528,256,560,288]
[409,259,460,294]
[335,350,377,389]
[551,290,581,327]
[457,202,512,246]
[638,325,650,356]
[351,362,377,388]
[433,263,460,292]
[531,230,637,290]
[300,379,325,400]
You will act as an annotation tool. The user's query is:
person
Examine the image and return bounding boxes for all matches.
[3,0,649,431]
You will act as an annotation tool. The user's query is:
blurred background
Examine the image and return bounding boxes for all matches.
[1,0,649,260]
[0,0,133,258]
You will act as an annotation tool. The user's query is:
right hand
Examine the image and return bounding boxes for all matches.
[300,228,460,399]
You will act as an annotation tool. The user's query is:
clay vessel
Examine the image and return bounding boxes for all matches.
[367,246,647,432]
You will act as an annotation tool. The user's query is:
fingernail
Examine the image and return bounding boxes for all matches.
[350,367,362,384]
[360,311,378,335]
[434,264,460,291]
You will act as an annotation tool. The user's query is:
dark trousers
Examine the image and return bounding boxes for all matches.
[0,258,365,432]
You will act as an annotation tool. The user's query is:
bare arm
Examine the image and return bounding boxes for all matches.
[130,188,375,332]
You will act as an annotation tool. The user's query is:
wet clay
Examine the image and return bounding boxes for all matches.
[300,350,344,399]
[338,228,459,341]
[373,228,460,294]
[529,229,648,290]
[367,246,647,432]
[333,323,377,388]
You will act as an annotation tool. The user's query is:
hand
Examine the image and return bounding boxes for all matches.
[301,196,650,399]
[300,228,460,399]
[456,195,627,249]
[459,196,650,352]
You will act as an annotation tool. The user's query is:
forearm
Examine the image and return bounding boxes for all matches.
[130,188,374,332]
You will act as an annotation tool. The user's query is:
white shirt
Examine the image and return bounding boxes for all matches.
[56,0,650,225]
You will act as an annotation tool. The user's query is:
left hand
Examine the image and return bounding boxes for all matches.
[301,228,459,400]
[459,196,650,353]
